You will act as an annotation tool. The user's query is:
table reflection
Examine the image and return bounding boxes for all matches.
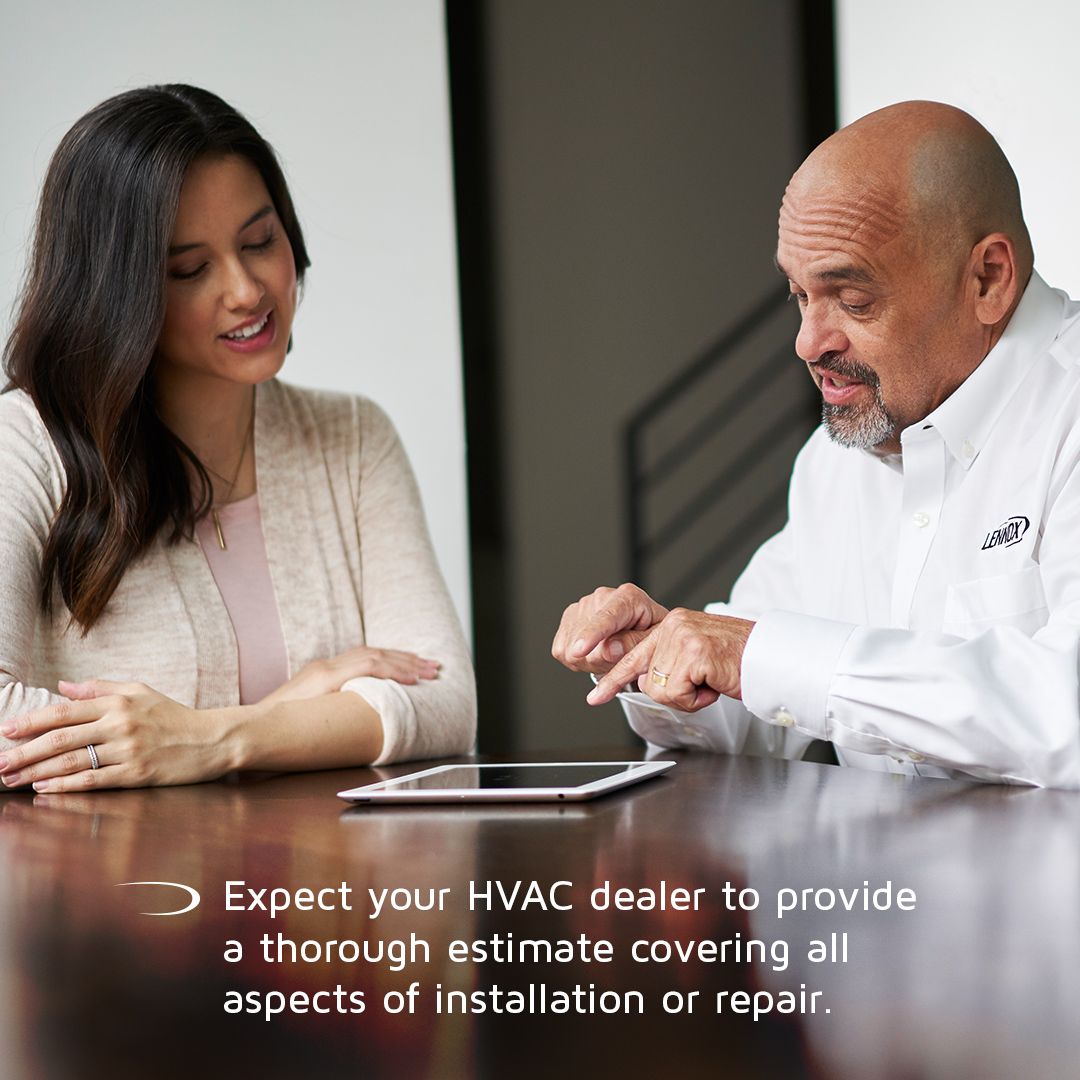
[1,752,1074,1079]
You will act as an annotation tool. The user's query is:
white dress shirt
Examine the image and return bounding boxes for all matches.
[620,272,1080,787]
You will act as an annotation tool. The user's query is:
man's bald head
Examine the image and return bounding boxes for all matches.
[787,101,1033,282]
[777,101,1033,456]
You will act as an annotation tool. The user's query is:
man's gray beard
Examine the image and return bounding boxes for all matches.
[822,392,896,450]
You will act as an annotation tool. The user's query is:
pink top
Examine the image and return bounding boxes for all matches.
[195,494,290,705]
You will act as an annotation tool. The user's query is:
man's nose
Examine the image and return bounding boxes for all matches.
[795,305,848,362]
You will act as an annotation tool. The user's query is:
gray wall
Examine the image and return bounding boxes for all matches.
[479,1,814,751]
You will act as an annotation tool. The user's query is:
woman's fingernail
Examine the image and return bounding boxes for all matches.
[586,687,601,705]
[0,727,14,738]
[32,781,50,793]
[2,773,21,786]
[0,756,9,770]
[608,641,624,659]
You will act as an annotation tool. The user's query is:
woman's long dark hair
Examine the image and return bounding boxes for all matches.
[3,85,310,633]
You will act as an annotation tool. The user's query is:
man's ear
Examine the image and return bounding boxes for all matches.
[970,233,1019,326]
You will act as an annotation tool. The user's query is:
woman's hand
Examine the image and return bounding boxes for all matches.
[260,646,441,706]
[0,648,440,791]
[0,680,229,792]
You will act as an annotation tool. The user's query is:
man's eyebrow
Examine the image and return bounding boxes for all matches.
[811,265,876,286]
[168,205,274,257]
[773,258,877,287]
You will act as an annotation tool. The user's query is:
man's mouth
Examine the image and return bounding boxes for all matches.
[812,359,876,407]
[820,373,866,406]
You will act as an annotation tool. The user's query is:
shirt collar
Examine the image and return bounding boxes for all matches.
[902,271,1065,470]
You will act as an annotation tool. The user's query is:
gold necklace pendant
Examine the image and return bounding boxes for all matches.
[206,398,255,553]
[212,508,227,550]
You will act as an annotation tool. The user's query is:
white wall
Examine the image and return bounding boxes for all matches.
[0,0,471,633]
[837,1,1080,298]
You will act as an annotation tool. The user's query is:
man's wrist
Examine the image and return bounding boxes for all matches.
[721,616,755,700]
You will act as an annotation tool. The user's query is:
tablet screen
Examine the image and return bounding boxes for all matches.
[386,764,637,791]
[338,760,676,803]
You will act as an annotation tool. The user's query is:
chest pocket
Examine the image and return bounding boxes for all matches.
[942,563,1049,639]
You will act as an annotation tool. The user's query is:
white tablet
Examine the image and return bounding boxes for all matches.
[337,760,676,804]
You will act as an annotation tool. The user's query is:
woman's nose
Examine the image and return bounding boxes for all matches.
[223,259,265,311]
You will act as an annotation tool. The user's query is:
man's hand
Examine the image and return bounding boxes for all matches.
[587,609,755,711]
[552,584,669,675]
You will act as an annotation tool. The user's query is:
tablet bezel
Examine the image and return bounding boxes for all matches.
[336,760,676,804]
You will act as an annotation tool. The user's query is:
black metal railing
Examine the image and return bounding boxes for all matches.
[624,285,818,609]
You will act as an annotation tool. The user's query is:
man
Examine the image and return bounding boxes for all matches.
[551,101,1080,788]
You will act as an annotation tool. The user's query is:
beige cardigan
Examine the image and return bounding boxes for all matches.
[0,379,476,765]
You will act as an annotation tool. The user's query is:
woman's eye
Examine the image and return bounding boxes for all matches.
[170,264,207,281]
[243,232,275,252]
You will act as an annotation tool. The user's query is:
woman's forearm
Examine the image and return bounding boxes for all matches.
[214,691,384,773]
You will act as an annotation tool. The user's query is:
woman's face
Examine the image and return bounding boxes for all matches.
[157,154,297,391]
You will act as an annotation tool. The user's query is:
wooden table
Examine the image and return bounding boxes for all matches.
[1,749,1076,1079]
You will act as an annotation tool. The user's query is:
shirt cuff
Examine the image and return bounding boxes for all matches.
[340,675,413,766]
[741,610,857,739]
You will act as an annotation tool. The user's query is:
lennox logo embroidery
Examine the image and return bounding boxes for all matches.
[981,515,1030,551]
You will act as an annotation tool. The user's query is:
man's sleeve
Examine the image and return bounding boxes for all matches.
[617,517,817,761]
[741,455,1080,788]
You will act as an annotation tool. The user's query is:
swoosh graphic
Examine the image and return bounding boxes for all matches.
[115,881,201,916]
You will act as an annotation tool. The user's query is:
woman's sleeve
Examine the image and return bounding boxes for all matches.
[0,394,67,745]
[339,399,477,764]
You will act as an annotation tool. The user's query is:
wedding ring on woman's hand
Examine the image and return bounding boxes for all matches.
[650,668,671,687]
[86,744,100,770]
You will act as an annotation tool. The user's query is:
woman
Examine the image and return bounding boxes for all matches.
[0,84,475,791]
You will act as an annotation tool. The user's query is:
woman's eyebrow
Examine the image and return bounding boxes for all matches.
[168,205,274,256]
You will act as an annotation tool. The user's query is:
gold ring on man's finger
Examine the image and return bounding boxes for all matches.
[650,668,671,687]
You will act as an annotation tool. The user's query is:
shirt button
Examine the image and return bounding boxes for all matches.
[773,708,795,727]
[909,751,926,763]
[962,440,975,459]
[912,511,930,528]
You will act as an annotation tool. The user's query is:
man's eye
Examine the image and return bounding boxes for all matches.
[842,301,871,314]
[787,291,808,305]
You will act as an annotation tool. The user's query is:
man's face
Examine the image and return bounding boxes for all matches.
[776,177,979,455]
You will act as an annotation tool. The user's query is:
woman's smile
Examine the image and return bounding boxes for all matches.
[220,309,276,352]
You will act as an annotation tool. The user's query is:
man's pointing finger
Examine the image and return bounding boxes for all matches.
[587,634,656,705]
